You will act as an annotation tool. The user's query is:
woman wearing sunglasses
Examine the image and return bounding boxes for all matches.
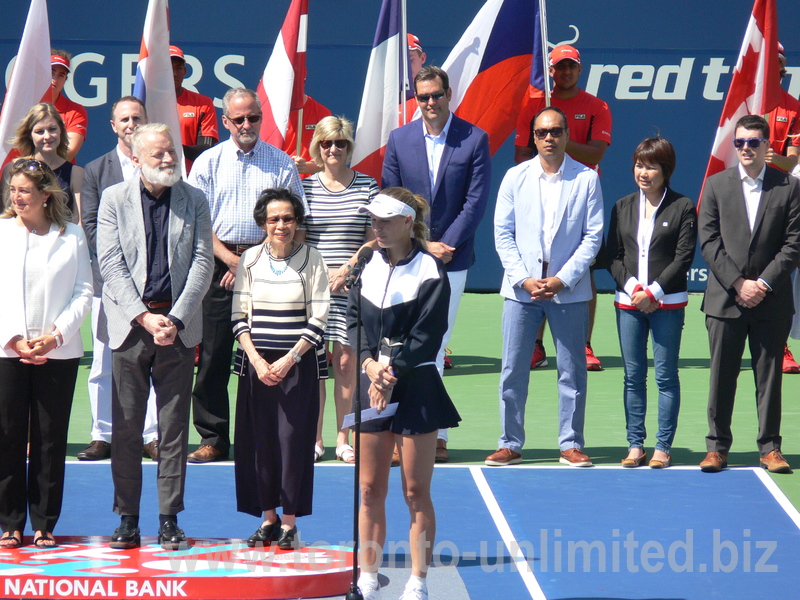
[302,116,378,464]
[4,103,83,224]
[606,137,696,469]
[0,158,93,548]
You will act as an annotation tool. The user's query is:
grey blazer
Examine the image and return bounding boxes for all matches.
[80,148,125,294]
[96,177,213,349]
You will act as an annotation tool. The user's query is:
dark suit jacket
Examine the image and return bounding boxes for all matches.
[80,148,125,294]
[699,165,800,320]
[607,188,697,294]
[381,113,491,272]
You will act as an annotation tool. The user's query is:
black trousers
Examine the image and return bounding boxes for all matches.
[191,257,235,453]
[111,326,194,516]
[705,312,790,456]
[0,357,79,533]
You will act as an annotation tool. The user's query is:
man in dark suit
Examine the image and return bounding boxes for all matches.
[382,65,491,462]
[97,123,213,549]
[699,114,800,474]
[78,97,161,462]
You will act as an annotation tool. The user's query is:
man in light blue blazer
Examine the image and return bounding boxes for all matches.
[382,65,491,461]
[487,107,603,468]
[97,124,213,549]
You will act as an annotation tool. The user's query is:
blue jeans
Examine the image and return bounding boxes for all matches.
[498,298,588,451]
[616,307,684,453]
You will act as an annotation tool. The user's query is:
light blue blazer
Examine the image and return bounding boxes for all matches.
[494,154,603,304]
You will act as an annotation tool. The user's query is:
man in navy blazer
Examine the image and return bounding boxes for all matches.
[698,114,800,474]
[79,96,160,462]
[382,65,491,461]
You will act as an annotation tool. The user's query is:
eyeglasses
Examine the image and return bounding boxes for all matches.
[226,114,262,125]
[733,137,769,149]
[267,216,296,225]
[13,158,45,173]
[533,127,565,140]
[416,91,446,103]
[320,139,348,149]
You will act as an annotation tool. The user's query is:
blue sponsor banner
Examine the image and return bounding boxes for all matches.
[2,0,798,291]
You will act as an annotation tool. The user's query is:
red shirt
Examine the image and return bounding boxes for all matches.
[767,89,800,161]
[283,95,332,174]
[176,88,219,172]
[514,89,612,169]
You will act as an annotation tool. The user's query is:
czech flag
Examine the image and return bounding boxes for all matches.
[256,0,308,152]
[351,0,407,181]
[133,0,183,169]
[0,0,51,167]
[442,0,543,155]
[699,0,782,202]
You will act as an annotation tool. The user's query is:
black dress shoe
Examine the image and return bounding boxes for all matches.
[77,441,110,461]
[158,520,188,550]
[246,518,282,547]
[110,520,140,549]
[276,526,298,550]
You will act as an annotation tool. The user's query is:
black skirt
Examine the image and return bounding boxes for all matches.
[354,363,461,435]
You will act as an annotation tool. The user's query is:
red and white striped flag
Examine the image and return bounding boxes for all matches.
[700,0,782,194]
[256,0,308,150]
[0,0,51,167]
[350,0,406,181]
[133,0,184,169]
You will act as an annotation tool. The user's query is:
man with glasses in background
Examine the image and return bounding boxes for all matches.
[698,114,800,475]
[487,106,603,467]
[382,65,491,463]
[514,44,612,372]
[186,88,306,463]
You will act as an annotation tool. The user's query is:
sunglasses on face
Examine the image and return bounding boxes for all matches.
[416,91,446,103]
[226,114,262,126]
[320,139,348,149]
[732,137,769,149]
[533,127,565,140]
[267,216,296,225]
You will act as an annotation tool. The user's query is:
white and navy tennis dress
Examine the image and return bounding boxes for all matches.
[347,241,461,435]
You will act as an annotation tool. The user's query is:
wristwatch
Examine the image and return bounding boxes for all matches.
[290,349,302,364]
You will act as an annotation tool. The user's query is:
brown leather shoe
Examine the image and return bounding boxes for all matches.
[187,445,227,463]
[391,448,401,467]
[699,451,728,472]
[760,450,791,473]
[485,448,522,466]
[77,440,110,461]
[142,440,159,461]
[560,448,593,467]
[435,439,449,463]
[621,451,647,468]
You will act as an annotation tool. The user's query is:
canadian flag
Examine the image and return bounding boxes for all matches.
[0,0,51,167]
[700,0,782,198]
[256,0,308,150]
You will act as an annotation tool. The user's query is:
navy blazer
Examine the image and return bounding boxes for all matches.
[699,165,800,320]
[382,113,491,272]
[80,148,125,293]
[606,188,697,295]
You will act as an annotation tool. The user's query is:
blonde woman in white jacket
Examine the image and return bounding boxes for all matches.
[0,158,92,549]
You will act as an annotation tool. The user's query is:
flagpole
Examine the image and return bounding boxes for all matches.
[400,0,408,125]
[296,107,304,157]
[539,0,551,107]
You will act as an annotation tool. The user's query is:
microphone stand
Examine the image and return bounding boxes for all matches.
[345,276,364,600]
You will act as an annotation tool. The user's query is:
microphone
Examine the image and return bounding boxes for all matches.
[346,246,374,288]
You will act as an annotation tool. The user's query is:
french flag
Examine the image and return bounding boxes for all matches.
[133,0,184,168]
[443,0,543,155]
[700,0,782,200]
[256,0,308,151]
[0,0,51,167]
[351,0,407,181]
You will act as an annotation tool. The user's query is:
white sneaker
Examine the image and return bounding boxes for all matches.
[399,588,428,600]
[357,578,381,600]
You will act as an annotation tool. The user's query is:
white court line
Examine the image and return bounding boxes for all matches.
[752,466,800,531]
[469,466,546,600]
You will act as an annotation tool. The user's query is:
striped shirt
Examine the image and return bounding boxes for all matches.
[188,138,306,245]
[232,243,330,376]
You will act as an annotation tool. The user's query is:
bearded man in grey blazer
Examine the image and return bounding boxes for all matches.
[97,123,213,549]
